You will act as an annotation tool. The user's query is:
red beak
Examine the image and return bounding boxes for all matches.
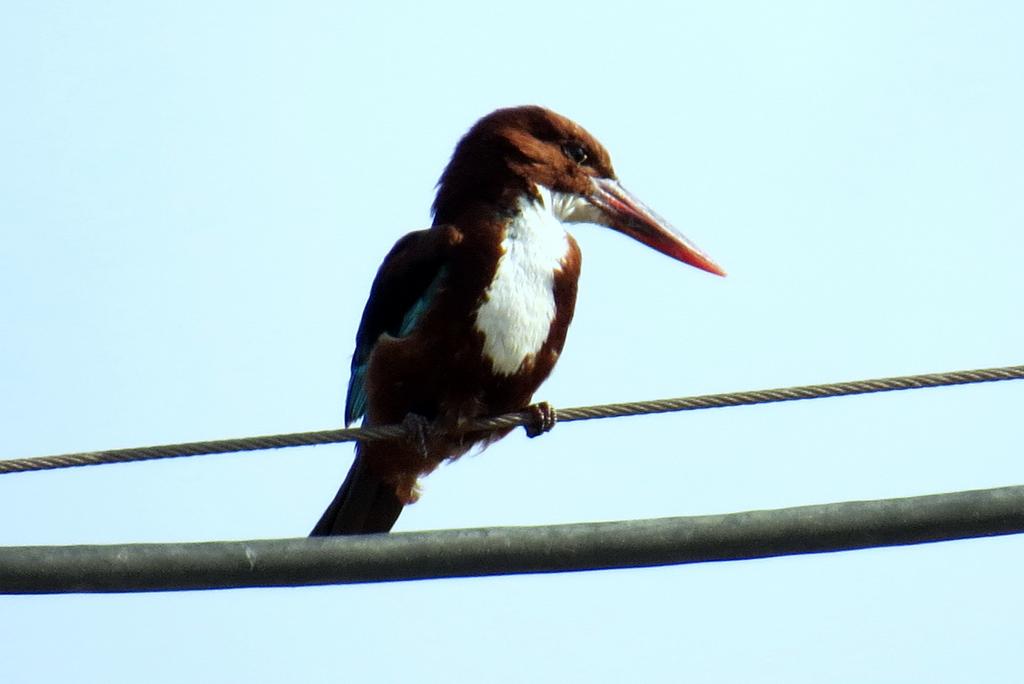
[589,177,726,277]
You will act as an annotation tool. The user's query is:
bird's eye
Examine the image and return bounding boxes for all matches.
[562,142,588,165]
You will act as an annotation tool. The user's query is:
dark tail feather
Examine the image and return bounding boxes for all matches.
[310,453,404,536]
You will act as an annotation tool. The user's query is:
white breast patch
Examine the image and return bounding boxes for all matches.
[474,187,576,376]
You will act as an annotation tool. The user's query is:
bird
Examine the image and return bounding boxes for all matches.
[311,105,725,536]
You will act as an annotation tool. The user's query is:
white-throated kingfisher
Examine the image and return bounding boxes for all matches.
[311,106,725,535]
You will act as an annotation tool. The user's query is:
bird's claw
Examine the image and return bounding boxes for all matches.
[524,401,557,438]
[401,413,431,457]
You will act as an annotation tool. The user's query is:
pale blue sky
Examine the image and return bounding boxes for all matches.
[1,3,1022,682]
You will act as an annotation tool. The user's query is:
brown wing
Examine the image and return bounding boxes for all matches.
[344,225,461,424]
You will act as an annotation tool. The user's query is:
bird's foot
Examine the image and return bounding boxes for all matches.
[524,401,557,438]
[401,413,432,457]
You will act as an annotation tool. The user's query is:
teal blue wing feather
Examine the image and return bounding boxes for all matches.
[344,228,453,425]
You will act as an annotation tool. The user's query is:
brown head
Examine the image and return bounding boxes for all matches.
[433,106,725,276]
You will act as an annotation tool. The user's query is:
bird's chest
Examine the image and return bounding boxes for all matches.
[472,198,571,377]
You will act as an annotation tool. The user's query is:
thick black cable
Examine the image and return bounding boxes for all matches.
[2,364,1022,475]
[1,485,1021,594]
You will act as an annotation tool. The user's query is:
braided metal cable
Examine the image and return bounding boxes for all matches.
[2,364,1021,476]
